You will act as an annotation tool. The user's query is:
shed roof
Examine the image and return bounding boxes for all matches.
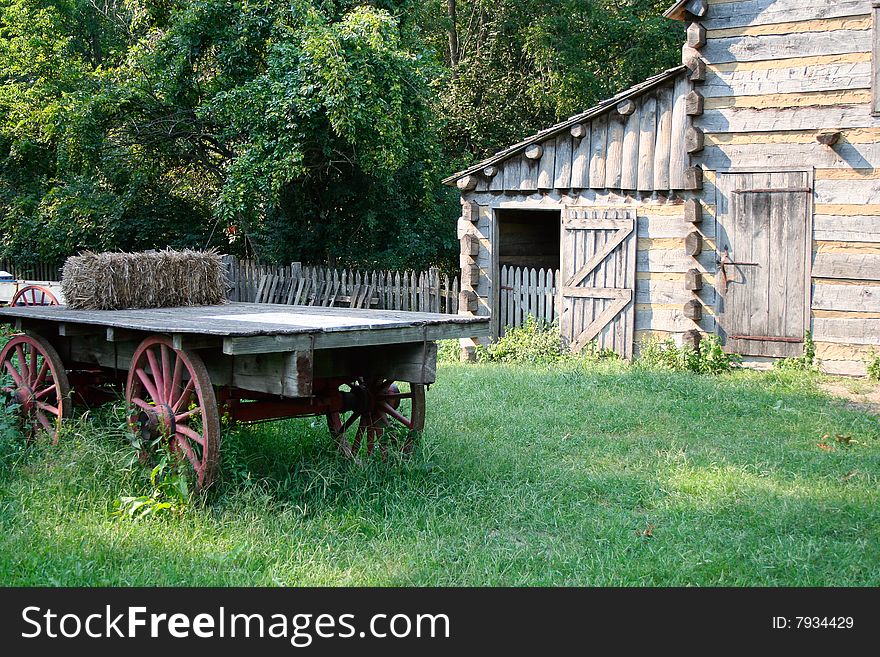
[442,65,687,186]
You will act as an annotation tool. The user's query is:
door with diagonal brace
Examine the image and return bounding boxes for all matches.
[559,208,636,358]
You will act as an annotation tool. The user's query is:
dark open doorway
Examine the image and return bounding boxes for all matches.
[496,208,561,271]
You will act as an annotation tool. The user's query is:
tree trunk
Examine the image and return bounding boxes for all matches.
[447,0,460,69]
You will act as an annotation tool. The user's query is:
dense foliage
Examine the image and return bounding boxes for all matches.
[0,0,681,270]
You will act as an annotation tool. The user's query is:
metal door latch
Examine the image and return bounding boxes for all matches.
[717,249,759,293]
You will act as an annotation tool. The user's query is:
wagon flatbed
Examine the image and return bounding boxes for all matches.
[0,303,489,489]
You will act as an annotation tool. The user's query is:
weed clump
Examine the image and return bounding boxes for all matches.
[637,334,739,375]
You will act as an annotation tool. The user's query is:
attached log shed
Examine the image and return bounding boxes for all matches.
[445,0,880,376]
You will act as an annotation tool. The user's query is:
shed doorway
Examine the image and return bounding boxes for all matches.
[494,208,561,335]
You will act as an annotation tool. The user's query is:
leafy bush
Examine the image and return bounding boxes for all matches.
[637,334,740,375]
[476,316,617,365]
[774,331,818,372]
[436,339,461,363]
[477,317,567,365]
[868,350,880,382]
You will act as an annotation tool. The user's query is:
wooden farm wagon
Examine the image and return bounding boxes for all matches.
[446,0,880,375]
[0,303,489,488]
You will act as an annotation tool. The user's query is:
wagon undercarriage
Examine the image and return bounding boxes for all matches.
[0,303,489,489]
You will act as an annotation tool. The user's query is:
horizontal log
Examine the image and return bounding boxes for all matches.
[814,178,880,205]
[701,29,871,65]
[707,15,871,40]
[637,215,716,239]
[637,250,717,274]
[697,105,880,133]
[811,252,880,280]
[636,278,715,306]
[704,89,870,111]
[635,307,715,333]
[813,214,880,242]
[812,282,880,312]
[812,316,880,345]
[702,61,871,99]
[696,141,880,171]
[703,1,869,31]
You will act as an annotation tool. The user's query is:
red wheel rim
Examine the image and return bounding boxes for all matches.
[0,334,71,442]
[125,336,220,489]
[11,285,59,307]
[327,379,425,459]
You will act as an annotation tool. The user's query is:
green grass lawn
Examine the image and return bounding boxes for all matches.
[1,361,878,586]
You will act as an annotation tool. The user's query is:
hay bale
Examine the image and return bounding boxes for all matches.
[61,249,227,310]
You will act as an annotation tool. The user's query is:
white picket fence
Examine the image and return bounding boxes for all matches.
[499,266,560,335]
[224,257,460,314]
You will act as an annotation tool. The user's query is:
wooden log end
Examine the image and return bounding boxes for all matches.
[686,126,705,154]
[682,329,702,350]
[685,57,706,82]
[460,234,480,257]
[461,200,480,222]
[816,130,841,146]
[617,99,636,116]
[683,299,703,322]
[684,166,704,190]
[458,289,479,313]
[684,230,703,257]
[570,123,587,139]
[685,90,704,116]
[525,144,544,160]
[686,22,707,49]
[461,264,481,288]
[684,268,703,291]
[685,0,708,18]
[457,175,478,192]
[684,198,703,224]
[482,165,498,178]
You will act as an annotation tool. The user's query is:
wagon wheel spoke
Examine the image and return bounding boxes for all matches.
[131,396,153,412]
[4,359,24,387]
[36,401,60,416]
[35,383,57,400]
[145,349,165,403]
[174,407,203,423]
[15,345,27,377]
[327,380,425,459]
[0,334,70,443]
[177,423,206,447]
[172,378,195,414]
[125,336,219,490]
[34,359,49,387]
[160,345,173,402]
[174,433,201,471]
[35,411,53,432]
[135,367,161,403]
[380,402,414,430]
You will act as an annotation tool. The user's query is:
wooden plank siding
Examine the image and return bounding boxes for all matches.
[456,76,694,194]
[694,0,880,374]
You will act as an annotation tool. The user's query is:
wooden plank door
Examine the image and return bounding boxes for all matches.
[559,208,636,358]
[715,171,811,357]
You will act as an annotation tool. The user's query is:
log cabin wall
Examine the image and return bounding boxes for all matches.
[448,67,711,356]
[680,0,880,375]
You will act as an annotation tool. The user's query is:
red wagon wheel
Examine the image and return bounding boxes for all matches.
[0,333,71,441]
[10,285,59,307]
[125,336,220,490]
[327,378,426,459]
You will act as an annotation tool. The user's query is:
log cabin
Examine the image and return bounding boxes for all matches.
[443,0,880,375]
